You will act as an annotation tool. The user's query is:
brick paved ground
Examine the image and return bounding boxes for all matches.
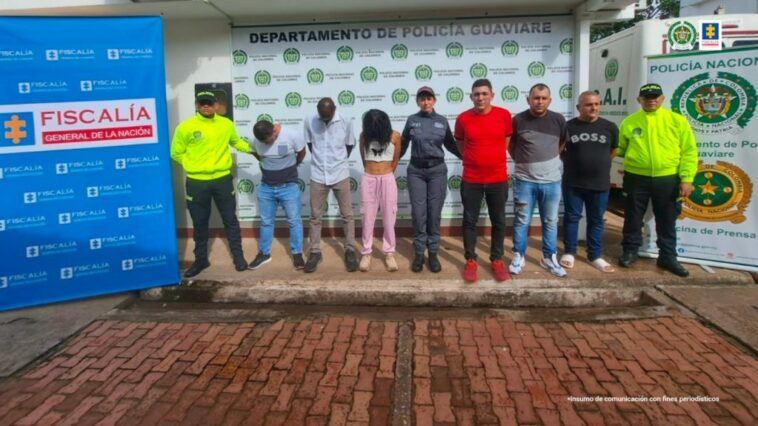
[0,314,756,425]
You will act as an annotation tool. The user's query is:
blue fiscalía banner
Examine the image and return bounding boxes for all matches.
[0,17,179,310]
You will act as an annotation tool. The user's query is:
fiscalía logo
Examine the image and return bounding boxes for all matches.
[349,177,358,193]
[446,42,464,59]
[237,178,255,194]
[0,215,46,231]
[26,241,77,258]
[470,63,488,79]
[415,65,433,81]
[285,92,302,108]
[447,175,462,190]
[60,262,110,279]
[605,59,619,82]
[668,20,697,51]
[283,48,300,64]
[501,40,519,57]
[2,112,34,146]
[297,179,306,193]
[501,86,519,102]
[560,38,573,55]
[336,46,354,62]
[560,84,573,100]
[235,94,251,109]
[391,44,408,60]
[338,90,355,106]
[90,234,137,250]
[307,68,324,85]
[256,113,273,123]
[18,83,30,94]
[360,66,378,83]
[0,49,33,61]
[392,89,410,105]
[681,161,752,224]
[527,61,546,78]
[396,176,408,191]
[254,70,271,87]
[446,87,464,104]
[232,49,248,65]
[671,71,756,134]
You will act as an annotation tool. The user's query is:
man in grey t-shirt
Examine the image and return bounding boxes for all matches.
[508,83,568,277]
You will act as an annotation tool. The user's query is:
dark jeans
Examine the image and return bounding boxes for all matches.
[562,186,610,261]
[186,174,244,261]
[461,180,508,261]
[407,162,447,254]
[622,172,681,259]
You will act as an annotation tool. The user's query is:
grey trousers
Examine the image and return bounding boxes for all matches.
[407,163,447,254]
[309,178,356,253]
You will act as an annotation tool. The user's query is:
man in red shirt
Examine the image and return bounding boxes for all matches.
[454,79,512,282]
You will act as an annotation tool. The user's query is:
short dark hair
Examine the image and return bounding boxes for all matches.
[529,83,551,96]
[253,120,274,141]
[317,97,335,111]
[362,109,392,149]
[472,79,492,91]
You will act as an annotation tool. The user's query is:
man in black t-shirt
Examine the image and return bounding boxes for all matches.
[561,91,618,273]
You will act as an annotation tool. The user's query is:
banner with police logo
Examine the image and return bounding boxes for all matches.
[0,17,179,310]
[644,47,758,271]
[231,17,574,220]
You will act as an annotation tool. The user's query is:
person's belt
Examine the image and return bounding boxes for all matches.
[410,158,445,169]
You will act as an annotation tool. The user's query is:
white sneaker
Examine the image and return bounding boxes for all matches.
[359,255,371,272]
[540,253,567,277]
[509,252,525,275]
[385,254,398,272]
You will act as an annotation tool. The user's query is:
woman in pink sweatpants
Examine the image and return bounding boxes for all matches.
[359,109,401,272]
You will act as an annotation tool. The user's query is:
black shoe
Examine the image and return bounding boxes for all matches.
[345,250,358,272]
[428,252,442,273]
[618,252,639,268]
[184,259,210,278]
[249,252,271,270]
[411,253,425,273]
[233,256,248,272]
[293,253,305,270]
[657,258,689,277]
[304,252,322,273]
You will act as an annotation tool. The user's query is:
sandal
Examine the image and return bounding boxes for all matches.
[591,258,615,273]
[559,254,575,269]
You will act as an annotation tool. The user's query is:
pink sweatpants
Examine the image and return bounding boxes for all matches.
[360,172,398,255]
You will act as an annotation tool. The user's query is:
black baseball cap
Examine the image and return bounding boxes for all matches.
[639,83,663,98]
[416,86,435,97]
[196,91,217,103]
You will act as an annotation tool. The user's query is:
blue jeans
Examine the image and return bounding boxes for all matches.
[257,182,303,255]
[562,186,609,261]
[512,179,561,258]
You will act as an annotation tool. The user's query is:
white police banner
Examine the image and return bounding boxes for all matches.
[644,47,758,271]
[0,17,179,310]
[231,17,574,220]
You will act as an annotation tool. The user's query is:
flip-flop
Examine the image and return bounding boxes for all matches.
[591,258,616,273]
[559,254,574,269]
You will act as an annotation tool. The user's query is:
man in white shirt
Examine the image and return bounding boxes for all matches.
[303,98,358,272]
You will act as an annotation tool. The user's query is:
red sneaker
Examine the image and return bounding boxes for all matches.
[491,259,510,282]
[463,259,478,282]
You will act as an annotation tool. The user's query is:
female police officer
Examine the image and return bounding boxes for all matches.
[400,87,461,273]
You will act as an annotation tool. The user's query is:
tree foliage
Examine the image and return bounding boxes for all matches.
[591,0,681,42]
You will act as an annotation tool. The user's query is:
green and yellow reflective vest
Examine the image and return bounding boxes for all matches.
[170,113,251,180]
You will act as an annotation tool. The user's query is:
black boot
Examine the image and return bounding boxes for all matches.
[304,252,322,273]
[657,257,689,277]
[411,253,425,272]
[428,252,441,273]
[618,252,639,268]
[184,259,210,278]
[233,256,247,272]
[344,250,358,272]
